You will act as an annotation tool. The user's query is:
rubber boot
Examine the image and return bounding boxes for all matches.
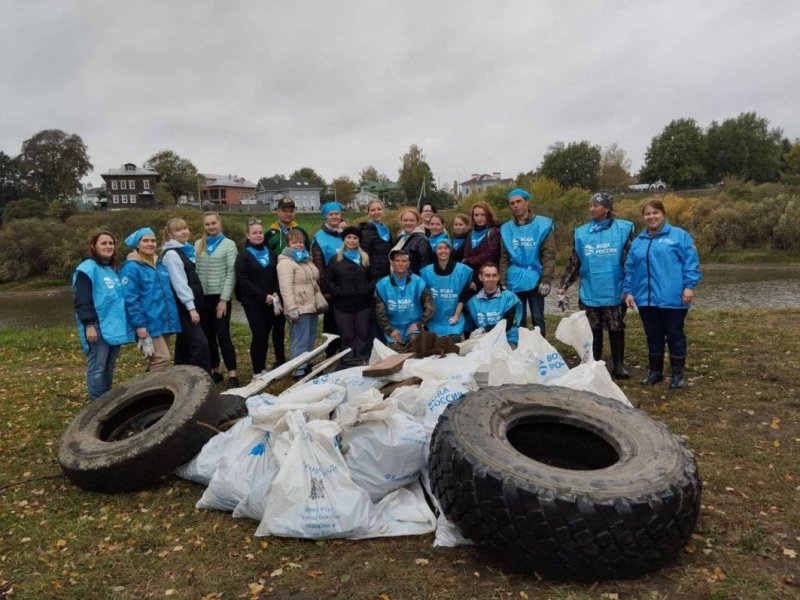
[640,354,664,386]
[669,357,685,389]
[608,330,630,380]
[591,328,603,361]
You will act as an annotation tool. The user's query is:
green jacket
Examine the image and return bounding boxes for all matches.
[265,221,310,254]
[194,237,237,301]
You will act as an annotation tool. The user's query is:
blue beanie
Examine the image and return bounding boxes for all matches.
[508,188,531,201]
[124,227,156,249]
[321,202,343,217]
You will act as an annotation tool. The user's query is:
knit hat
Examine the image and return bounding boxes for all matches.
[341,225,361,241]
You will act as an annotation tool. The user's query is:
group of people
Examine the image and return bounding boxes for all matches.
[72,188,701,401]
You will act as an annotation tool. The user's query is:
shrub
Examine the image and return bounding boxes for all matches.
[0,219,82,282]
[2,198,47,224]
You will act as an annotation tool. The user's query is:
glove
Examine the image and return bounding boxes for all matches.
[556,294,570,313]
[538,283,551,297]
[286,308,300,322]
[271,294,283,315]
[137,335,155,358]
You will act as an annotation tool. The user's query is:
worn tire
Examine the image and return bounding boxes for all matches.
[217,393,248,426]
[59,366,222,493]
[428,384,701,581]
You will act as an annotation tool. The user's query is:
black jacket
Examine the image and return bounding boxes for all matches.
[360,221,393,279]
[326,255,375,313]
[234,243,279,306]
[400,231,433,275]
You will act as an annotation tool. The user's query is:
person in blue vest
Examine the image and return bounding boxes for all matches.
[312,201,345,358]
[375,249,434,346]
[72,230,135,400]
[556,192,635,378]
[120,227,181,372]
[466,262,523,346]
[427,213,450,251]
[420,239,473,340]
[499,188,557,336]
[623,199,702,389]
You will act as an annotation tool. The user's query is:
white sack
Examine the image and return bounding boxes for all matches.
[555,311,595,363]
[419,468,473,547]
[387,384,422,416]
[247,382,345,426]
[354,481,436,539]
[175,417,252,485]
[308,366,386,404]
[231,427,291,521]
[487,326,570,386]
[551,361,632,406]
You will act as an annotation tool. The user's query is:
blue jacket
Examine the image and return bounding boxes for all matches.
[72,259,135,354]
[120,252,181,338]
[376,272,428,343]
[467,288,523,344]
[420,262,472,337]
[500,216,554,293]
[623,222,702,308]
[574,218,634,307]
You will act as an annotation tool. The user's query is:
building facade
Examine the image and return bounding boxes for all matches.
[254,177,322,211]
[459,172,513,197]
[100,163,159,209]
[200,174,257,206]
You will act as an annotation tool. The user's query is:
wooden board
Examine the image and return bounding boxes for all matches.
[362,352,416,377]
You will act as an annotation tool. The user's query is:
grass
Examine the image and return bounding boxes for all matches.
[1,309,799,599]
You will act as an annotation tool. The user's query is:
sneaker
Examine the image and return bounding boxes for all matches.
[211,372,223,384]
[226,376,240,390]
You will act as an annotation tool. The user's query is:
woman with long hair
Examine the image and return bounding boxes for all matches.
[451,213,471,262]
[326,226,375,365]
[311,202,345,358]
[235,218,279,375]
[120,227,180,372]
[161,217,211,372]
[420,239,473,340]
[359,199,393,279]
[462,201,501,287]
[195,212,239,388]
[427,213,450,251]
[72,230,134,400]
[390,207,432,275]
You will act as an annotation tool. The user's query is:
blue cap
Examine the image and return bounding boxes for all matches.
[508,188,531,201]
[124,227,156,249]
[321,202,342,217]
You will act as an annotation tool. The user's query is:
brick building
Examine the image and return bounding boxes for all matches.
[200,174,257,206]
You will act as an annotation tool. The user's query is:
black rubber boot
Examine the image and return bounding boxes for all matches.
[669,357,685,389]
[609,330,630,380]
[641,354,664,386]
[591,328,603,361]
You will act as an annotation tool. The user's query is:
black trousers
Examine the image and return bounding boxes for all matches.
[242,303,275,374]
[322,305,342,358]
[272,314,287,364]
[638,307,689,358]
[175,307,211,372]
[333,306,373,363]
[200,294,237,371]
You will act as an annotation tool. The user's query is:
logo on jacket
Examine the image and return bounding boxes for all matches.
[511,236,535,250]
[102,276,118,289]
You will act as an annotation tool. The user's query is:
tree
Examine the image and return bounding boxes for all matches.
[2,198,47,225]
[705,112,783,183]
[536,141,601,190]
[597,143,632,190]
[639,119,707,188]
[289,167,327,191]
[0,151,21,209]
[781,140,800,185]
[398,144,435,205]
[147,150,199,202]
[358,165,389,185]
[331,176,356,204]
[16,129,92,201]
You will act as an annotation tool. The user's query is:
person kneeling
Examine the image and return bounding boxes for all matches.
[466,263,523,346]
[375,249,434,347]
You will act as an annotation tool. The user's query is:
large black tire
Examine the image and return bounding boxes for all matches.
[428,384,701,581]
[59,366,223,493]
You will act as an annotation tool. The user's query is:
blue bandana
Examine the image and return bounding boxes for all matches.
[180,243,197,263]
[373,221,390,242]
[589,219,612,233]
[508,188,531,201]
[124,227,155,249]
[471,228,488,248]
[452,236,466,252]
[291,248,310,263]
[393,272,409,291]
[204,233,225,255]
[321,202,342,217]
[246,245,270,267]
[343,249,361,264]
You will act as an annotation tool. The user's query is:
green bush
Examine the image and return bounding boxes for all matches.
[0,219,83,282]
[2,198,47,224]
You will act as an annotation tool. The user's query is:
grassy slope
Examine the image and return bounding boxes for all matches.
[0,310,798,599]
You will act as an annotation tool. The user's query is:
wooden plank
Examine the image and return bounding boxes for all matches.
[362,352,416,378]
[283,348,352,392]
[379,377,422,397]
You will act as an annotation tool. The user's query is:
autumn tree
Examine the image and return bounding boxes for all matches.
[781,140,800,185]
[536,141,601,190]
[359,165,389,185]
[0,152,21,209]
[398,144,435,205]
[597,143,632,190]
[705,112,784,183]
[639,119,707,188]
[147,150,199,202]
[289,167,327,191]
[16,129,92,201]
[331,176,356,203]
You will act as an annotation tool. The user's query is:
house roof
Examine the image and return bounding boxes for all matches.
[460,173,513,186]
[256,177,322,192]
[101,163,158,177]
[201,173,256,189]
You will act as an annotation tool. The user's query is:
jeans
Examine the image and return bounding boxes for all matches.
[86,338,120,400]
[289,313,319,376]
[201,294,237,371]
[516,289,546,336]
[638,307,688,358]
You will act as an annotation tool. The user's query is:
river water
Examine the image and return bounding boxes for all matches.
[1,264,799,329]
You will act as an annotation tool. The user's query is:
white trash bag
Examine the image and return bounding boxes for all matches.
[309,366,386,404]
[419,468,473,547]
[552,361,632,406]
[248,382,345,426]
[256,411,378,539]
[555,311,594,363]
[387,383,422,417]
[354,481,436,539]
[175,416,252,485]
[232,425,292,521]
[487,326,570,386]
[335,391,427,502]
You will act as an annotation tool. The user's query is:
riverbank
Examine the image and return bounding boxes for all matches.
[1,309,798,599]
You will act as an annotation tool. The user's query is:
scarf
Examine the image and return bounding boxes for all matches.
[343,249,361,265]
[452,235,466,252]
[204,233,225,255]
[589,219,612,233]
[290,248,310,263]
[373,221,390,242]
[471,227,489,248]
[246,243,270,268]
[180,243,196,263]
[392,272,409,292]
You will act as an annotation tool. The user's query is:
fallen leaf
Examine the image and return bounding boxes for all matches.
[773,440,781,448]
[340,573,351,583]
[783,547,797,559]
[771,417,781,429]
[712,567,727,582]
[260,540,269,550]
[379,595,391,600]
[164,590,177,597]
[308,570,323,578]
[414,558,429,566]
[473,571,480,578]
[248,582,264,595]
[601,594,619,600]
[270,568,283,578]
[55,539,67,549]
[520,592,529,599]
[286,562,302,569]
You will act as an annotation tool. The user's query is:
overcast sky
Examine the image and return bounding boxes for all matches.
[1,0,798,190]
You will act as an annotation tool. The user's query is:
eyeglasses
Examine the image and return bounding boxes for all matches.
[248,218,262,225]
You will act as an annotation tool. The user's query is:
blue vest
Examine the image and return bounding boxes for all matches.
[420,263,473,337]
[428,232,450,251]
[500,216,554,292]
[466,289,523,345]
[72,259,135,354]
[574,219,634,307]
[314,229,343,265]
[376,273,427,343]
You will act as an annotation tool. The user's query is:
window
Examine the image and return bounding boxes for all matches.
[220,189,226,200]
[120,181,127,190]
[130,195,136,204]
[112,194,119,203]
[122,195,128,203]
[143,180,150,190]
[128,180,135,189]
[111,180,118,190]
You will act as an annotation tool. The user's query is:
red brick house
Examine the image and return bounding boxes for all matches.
[200,174,257,206]
[101,163,159,209]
